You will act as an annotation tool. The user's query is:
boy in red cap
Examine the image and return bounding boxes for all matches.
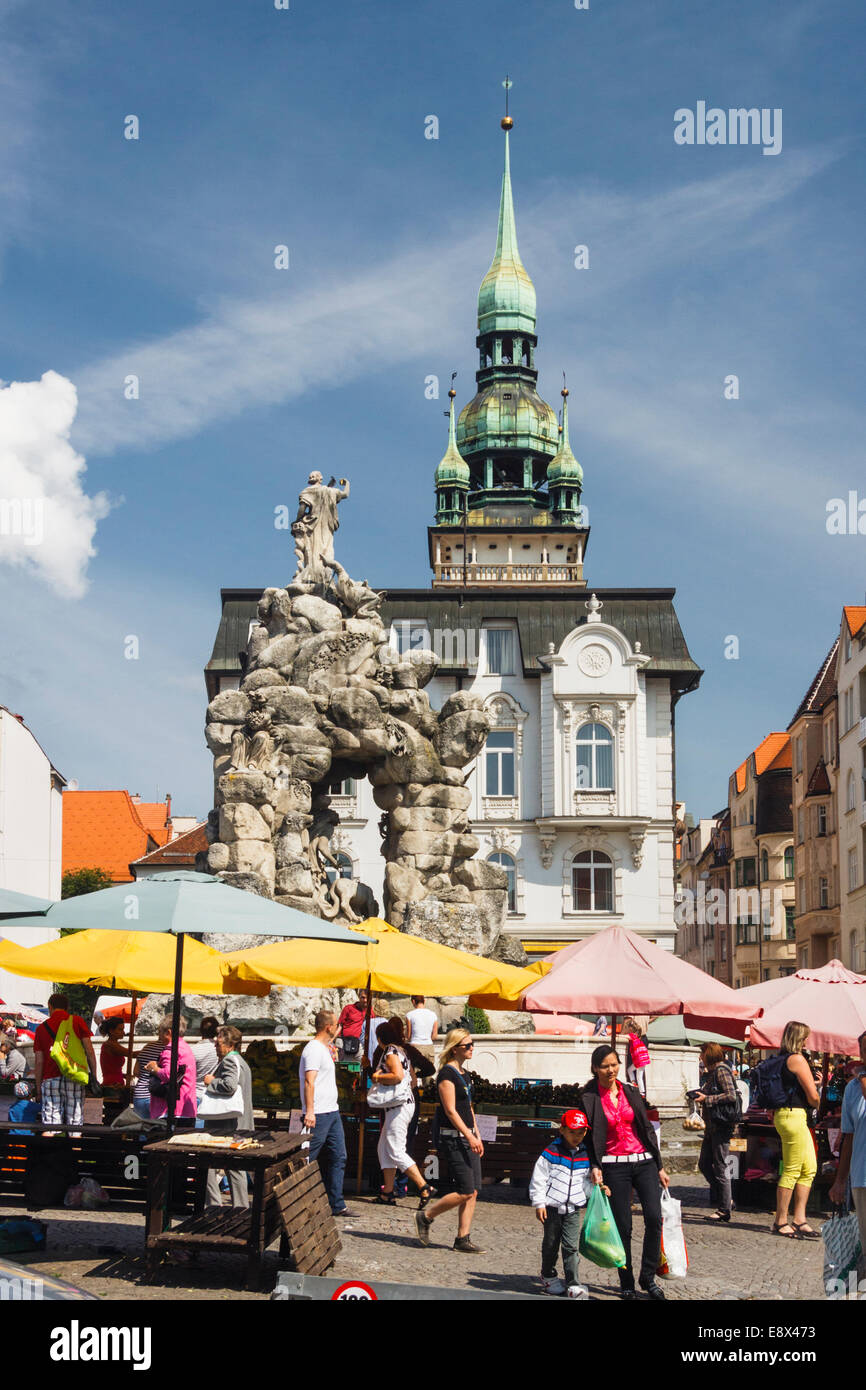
[529,1108,607,1298]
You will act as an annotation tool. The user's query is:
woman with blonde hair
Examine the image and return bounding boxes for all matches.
[770,1020,821,1238]
[415,1028,484,1254]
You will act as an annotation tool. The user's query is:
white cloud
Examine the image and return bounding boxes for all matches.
[70,152,835,463]
[0,371,111,598]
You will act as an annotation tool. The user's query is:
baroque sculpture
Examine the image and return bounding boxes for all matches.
[204,474,510,945]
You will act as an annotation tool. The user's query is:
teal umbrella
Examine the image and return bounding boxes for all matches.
[647,1016,745,1049]
[0,887,55,918]
[0,871,371,1128]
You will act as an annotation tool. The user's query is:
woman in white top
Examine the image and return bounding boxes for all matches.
[371,1022,433,1207]
[406,997,438,1046]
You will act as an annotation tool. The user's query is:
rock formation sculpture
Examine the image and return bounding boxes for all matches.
[204,474,509,942]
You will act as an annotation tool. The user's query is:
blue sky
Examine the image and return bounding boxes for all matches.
[1,0,864,821]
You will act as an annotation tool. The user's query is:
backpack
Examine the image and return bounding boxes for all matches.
[750,1053,794,1111]
[629,1034,651,1069]
[47,1017,89,1085]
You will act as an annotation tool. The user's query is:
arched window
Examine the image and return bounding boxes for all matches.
[576,723,614,790]
[784,845,794,879]
[760,849,769,881]
[572,850,614,912]
[848,770,856,812]
[488,852,516,913]
[325,853,353,885]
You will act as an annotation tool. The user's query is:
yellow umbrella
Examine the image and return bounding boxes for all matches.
[221,918,541,1000]
[0,929,269,1084]
[0,930,269,997]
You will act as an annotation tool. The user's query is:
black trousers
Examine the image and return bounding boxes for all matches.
[604,1158,663,1289]
[698,1125,732,1214]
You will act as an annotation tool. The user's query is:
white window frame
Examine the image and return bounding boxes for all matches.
[484,730,516,798]
[575,721,615,792]
[849,848,859,894]
[571,849,615,913]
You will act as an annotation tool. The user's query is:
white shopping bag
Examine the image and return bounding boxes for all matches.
[657,1189,688,1279]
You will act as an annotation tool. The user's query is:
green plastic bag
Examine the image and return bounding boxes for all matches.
[579,1184,627,1268]
[49,1017,89,1085]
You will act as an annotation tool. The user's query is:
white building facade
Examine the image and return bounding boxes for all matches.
[0,706,64,1005]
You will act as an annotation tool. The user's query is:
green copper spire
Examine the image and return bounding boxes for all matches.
[435,387,470,524]
[547,385,583,523]
[477,128,537,337]
[435,390,470,486]
[547,388,583,486]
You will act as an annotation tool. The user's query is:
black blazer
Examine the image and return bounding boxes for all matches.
[580,1078,662,1170]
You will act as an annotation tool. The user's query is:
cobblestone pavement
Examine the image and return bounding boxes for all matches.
[9,1175,826,1301]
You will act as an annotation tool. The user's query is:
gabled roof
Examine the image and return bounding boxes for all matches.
[805,757,832,798]
[789,639,839,727]
[844,606,866,639]
[131,800,172,847]
[130,822,207,873]
[735,733,791,793]
[62,790,156,884]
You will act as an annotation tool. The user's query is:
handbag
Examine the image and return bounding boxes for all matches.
[657,1189,688,1279]
[367,1047,414,1110]
[578,1185,627,1269]
[148,1063,186,1100]
[341,1036,360,1058]
[197,1085,244,1117]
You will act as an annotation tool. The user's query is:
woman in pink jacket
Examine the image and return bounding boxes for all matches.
[143,1016,198,1120]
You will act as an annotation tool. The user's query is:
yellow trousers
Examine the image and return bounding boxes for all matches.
[773,1107,817,1189]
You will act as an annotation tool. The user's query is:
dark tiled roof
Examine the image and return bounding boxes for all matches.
[789,639,839,727]
[206,587,702,695]
[805,757,832,798]
[129,822,208,871]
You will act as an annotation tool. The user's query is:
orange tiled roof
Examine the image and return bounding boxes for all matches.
[844,606,866,639]
[63,790,155,884]
[132,800,172,846]
[756,733,791,774]
[734,733,790,792]
[130,822,207,871]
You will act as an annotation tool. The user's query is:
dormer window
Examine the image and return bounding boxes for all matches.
[486,629,516,675]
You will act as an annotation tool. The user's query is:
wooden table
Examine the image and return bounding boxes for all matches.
[143,1130,308,1290]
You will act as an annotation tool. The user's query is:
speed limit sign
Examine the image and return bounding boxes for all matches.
[331,1280,378,1300]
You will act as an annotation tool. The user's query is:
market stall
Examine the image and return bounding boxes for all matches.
[725,961,866,1210]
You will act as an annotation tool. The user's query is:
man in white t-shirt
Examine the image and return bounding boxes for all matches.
[406,996,438,1046]
[300,1010,348,1216]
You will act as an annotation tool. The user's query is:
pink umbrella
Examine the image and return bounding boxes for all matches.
[736,959,866,1054]
[520,926,758,1039]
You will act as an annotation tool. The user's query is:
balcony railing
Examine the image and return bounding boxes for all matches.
[433,561,584,586]
[859,716,866,743]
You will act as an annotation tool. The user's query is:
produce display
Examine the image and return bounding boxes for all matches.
[420,1074,585,1108]
[243,1039,357,1111]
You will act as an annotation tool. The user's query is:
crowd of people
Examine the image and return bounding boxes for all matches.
[3,990,865,1298]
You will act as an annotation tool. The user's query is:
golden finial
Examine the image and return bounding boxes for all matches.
[501,76,513,130]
